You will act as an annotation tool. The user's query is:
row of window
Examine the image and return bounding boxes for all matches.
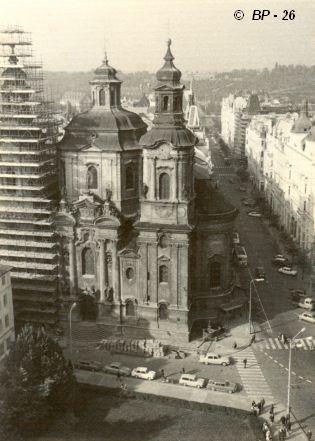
[0,335,12,357]
[86,164,136,191]
[0,314,10,332]
[124,300,169,320]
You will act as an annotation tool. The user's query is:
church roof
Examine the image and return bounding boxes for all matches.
[139,126,198,149]
[90,53,121,84]
[156,39,182,86]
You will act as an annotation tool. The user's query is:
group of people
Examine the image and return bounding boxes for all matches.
[251,398,265,416]
[278,333,289,345]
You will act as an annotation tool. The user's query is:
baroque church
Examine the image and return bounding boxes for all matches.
[56,40,238,342]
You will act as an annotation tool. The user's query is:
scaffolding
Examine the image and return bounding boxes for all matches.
[0,27,59,326]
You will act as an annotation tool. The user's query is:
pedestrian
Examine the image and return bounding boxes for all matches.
[257,401,262,415]
[161,368,165,379]
[280,416,285,426]
[182,367,185,374]
[269,413,274,423]
[307,429,312,440]
[243,358,247,369]
[250,334,256,345]
[252,400,256,407]
[270,404,274,414]
[262,421,269,435]
[260,397,265,411]
[117,371,121,381]
[265,429,272,440]
[251,404,257,416]
[233,341,237,349]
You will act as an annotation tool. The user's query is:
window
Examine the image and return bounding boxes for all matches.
[163,96,169,111]
[159,265,168,283]
[126,300,136,317]
[174,96,181,112]
[125,164,135,190]
[87,166,98,190]
[3,294,7,306]
[99,89,105,106]
[159,173,170,200]
[82,248,94,275]
[209,261,221,288]
[5,314,9,328]
[110,89,115,106]
[1,275,5,285]
[158,303,169,320]
[126,267,134,280]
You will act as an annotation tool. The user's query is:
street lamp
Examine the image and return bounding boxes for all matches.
[287,327,305,414]
[69,302,77,360]
[249,278,265,334]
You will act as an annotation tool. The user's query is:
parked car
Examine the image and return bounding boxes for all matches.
[239,186,247,192]
[207,379,238,394]
[278,266,298,277]
[272,254,289,266]
[247,211,262,218]
[299,311,315,324]
[131,366,157,380]
[179,373,206,388]
[255,266,266,279]
[296,297,315,310]
[232,232,240,244]
[73,360,102,372]
[103,362,131,376]
[199,352,231,366]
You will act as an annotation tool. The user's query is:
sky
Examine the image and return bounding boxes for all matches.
[0,0,314,73]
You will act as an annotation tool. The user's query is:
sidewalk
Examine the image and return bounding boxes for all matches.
[75,368,307,441]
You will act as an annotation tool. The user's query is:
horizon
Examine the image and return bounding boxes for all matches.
[1,0,314,73]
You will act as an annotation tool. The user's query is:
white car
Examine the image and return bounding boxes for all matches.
[131,366,157,380]
[179,373,206,388]
[299,311,315,324]
[278,266,298,277]
[199,352,231,366]
[247,211,262,218]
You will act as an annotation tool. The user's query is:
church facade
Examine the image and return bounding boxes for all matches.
[56,41,238,342]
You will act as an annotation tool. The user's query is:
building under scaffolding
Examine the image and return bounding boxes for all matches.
[0,27,59,327]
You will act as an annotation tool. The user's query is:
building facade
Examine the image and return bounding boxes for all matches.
[245,103,315,292]
[56,41,238,342]
[0,265,15,362]
[0,28,60,327]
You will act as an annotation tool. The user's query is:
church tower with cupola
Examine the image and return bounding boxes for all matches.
[135,40,198,341]
[139,39,197,226]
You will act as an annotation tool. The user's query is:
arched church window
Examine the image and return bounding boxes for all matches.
[126,300,136,317]
[99,89,105,106]
[125,164,135,190]
[82,248,94,275]
[158,303,169,320]
[209,260,221,288]
[159,265,168,283]
[92,91,95,105]
[174,96,181,112]
[159,173,170,200]
[163,96,169,111]
[110,89,115,106]
[87,166,98,190]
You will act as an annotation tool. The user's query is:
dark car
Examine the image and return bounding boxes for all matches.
[255,266,266,279]
[73,360,102,372]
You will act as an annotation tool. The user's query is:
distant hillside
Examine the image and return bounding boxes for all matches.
[45,64,315,114]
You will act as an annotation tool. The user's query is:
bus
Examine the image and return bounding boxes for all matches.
[234,246,247,267]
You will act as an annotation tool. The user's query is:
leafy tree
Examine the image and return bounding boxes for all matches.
[0,325,76,438]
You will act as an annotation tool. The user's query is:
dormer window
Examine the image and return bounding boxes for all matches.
[110,89,115,106]
[87,165,98,190]
[174,96,181,112]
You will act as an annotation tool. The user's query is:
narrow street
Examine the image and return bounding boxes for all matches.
[211,139,315,434]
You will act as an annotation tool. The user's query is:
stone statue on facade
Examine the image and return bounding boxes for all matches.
[105,188,112,202]
[142,183,149,199]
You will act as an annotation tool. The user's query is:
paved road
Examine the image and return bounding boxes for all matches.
[211,140,315,434]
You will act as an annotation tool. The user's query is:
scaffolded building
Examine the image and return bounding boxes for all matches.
[0,27,59,327]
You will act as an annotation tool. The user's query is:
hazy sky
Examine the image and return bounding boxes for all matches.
[1,0,314,72]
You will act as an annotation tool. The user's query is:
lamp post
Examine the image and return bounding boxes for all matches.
[287,327,305,414]
[249,278,265,334]
[69,302,77,360]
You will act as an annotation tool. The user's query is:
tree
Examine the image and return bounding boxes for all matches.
[0,325,76,438]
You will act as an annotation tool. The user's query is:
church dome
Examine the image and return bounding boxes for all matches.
[92,53,120,83]
[156,39,181,85]
[291,100,312,134]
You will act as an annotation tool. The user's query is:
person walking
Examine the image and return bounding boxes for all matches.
[262,421,269,436]
[307,429,312,440]
[233,341,237,349]
[182,367,185,374]
[257,401,262,415]
[260,397,265,411]
[265,429,272,440]
[243,358,247,368]
[250,334,256,345]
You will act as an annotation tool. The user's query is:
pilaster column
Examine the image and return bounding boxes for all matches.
[112,240,120,302]
[69,237,77,295]
[99,240,105,302]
